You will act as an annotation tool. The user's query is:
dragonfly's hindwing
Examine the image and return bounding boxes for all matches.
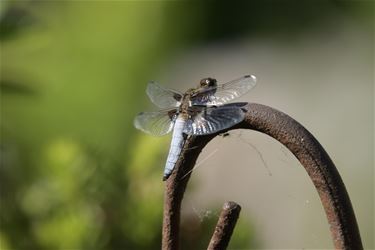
[134,110,177,136]
[183,106,245,135]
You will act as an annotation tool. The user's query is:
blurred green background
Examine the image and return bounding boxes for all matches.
[0,1,373,249]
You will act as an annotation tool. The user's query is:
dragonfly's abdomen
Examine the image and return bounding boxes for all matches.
[163,116,185,180]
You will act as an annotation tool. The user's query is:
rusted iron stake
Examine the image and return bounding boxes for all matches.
[162,103,363,250]
[207,201,241,250]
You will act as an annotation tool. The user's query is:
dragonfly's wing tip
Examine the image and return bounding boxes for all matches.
[245,74,257,82]
[133,114,145,131]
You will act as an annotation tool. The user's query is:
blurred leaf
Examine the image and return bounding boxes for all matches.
[0,79,37,95]
[0,5,36,41]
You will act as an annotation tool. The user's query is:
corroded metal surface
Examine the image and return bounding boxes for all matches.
[207,201,241,250]
[162,103,362,250]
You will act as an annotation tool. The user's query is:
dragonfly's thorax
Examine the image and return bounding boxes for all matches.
[178,78,219,120]
[178,91,194,119]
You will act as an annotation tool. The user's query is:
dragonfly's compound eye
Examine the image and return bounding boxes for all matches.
[199,77,217,88]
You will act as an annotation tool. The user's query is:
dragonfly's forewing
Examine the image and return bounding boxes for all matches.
[183,106,244,135]
[134,109,177,136]
[191,75,257,106]
[146,81,183,109]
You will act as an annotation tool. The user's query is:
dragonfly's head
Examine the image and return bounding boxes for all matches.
[199,77,217,88]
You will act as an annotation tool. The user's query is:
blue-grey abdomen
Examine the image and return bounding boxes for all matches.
[163,117,185,180]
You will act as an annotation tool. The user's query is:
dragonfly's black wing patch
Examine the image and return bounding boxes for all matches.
[146,81,183,109]
[183,105,244,135]
[134,109,177,136]
[191,75,256,106]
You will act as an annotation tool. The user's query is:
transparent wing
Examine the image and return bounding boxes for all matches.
[134,109,177,136]
[191,75,257,105]
[146,81,183,109]
[183,106,244,135]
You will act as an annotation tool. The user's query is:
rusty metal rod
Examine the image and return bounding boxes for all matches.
[207,201,241,250]
[162,103,363,250]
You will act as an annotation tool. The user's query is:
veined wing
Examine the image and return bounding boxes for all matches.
[134,109,178,136]
[183,105,244,135]
[146,81,183,109]
[191,75,257,106]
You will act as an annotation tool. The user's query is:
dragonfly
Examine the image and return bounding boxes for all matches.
[134,75,257,180]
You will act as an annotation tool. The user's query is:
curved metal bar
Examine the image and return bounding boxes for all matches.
[162,103,363,250]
